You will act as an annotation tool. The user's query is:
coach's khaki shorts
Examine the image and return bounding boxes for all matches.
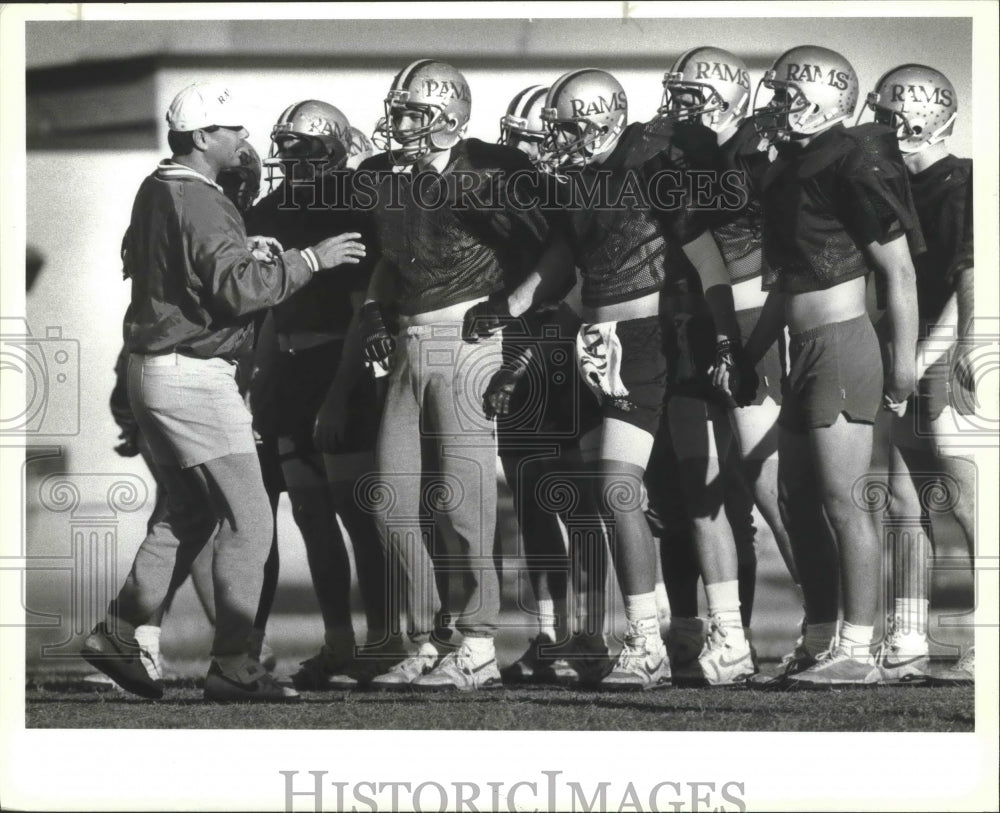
[128,352,257,468]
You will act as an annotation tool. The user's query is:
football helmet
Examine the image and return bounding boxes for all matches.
[539,68,628,175]
[862,64,958,153]
[500,85,549,146]
[264,100,351,187]
[373,60,472,164]
[345,126,375,169]
[218,142,262,214]
[753,45,859,140]
[657,46,751,133]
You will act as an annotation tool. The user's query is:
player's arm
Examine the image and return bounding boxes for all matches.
[314,290,368,453]
[681,230,758,405]
[463,229,575,341]
[742,289,786,366]
[358,257,398,365]
[868,233,919,404]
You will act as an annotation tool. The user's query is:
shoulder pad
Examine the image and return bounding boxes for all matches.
[357,152,395,173]
[461,138,535,172]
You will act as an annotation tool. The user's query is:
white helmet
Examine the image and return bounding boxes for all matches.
[659,46,751,133]
[863,64,958,153]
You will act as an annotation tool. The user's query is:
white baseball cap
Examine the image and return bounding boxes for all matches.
[166,81,247,132]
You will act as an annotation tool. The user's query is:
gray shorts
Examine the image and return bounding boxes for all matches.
[128,352,257,468]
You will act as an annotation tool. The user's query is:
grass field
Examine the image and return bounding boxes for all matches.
[24,672,974,732]
[22,485,977,733]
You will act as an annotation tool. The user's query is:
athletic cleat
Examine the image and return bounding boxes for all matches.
[927,647,974,686]
[560,634,613,687]
[785,646,882,689]
[290,644,364,690]
[598,627,671,692]
[203,660,300,702]
[746,641,816,689]
[500,634,565,685]
[80,622,164,699]
[665,618,705,687]
[876,631,932,685]
[697,619,755,687]
[369,645,439,691]
[412,642,503,692]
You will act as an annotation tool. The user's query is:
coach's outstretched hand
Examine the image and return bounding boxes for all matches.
[309,232,366,271]
[462,291,511,343]
[711,338,759,407]
[360,301,395,365]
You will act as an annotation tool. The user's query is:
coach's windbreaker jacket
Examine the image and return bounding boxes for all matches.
[123,160,318,360]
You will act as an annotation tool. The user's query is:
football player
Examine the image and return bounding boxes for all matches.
[862,64,975,685]
[744,46,923,687]
[492,85,610,686]
[653,46,805,685]
[359,60,551,691]
[467,68,753,691]
[245,100,394,690]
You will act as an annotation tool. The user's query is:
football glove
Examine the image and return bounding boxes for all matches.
[714,338,759,407]
[462,291,511,343]
[360,302,395,365]
[482,351,532,420]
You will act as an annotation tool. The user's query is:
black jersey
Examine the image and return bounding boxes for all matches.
[714,119,770,286]
[563,122,706,309]
[908,154,973,322]
[245,170,371,336]
[761,123,924,293]
[359,139,548,317]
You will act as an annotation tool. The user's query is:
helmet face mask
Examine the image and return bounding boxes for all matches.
[218,142,262,213]
[537,69,627,177]
[753,46,859,142]
[861,64,957,154]
[499,85,549,164]
[373,60,472,165]
[264,100,351,189]
[654,48,751,133]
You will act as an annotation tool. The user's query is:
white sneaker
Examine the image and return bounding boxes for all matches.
[412,642,503,692]
[786,645,882,689]
[697,618,755,687]
[370,644,439,691]
[877,627,931,685]
[599,622,671,692]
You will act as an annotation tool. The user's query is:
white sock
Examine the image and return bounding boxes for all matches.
[134,625,161,651]
[653,581,671,617]
[461,636,495,663]
[893,598,929,639]
[416,641,439,658]
[705,581,744,638]
[536,598,557,641]
[624,592,658,625]
[839,622,874,660]
[804,622,838,657]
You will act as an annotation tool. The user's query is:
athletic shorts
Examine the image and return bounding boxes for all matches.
[274,339,381,456]
[128,352,257,468]
[779,314,882,433]
[600,315,667,436]
[736,306,785,406]
[916,355,977,429]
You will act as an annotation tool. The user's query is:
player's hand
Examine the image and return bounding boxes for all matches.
[313,395,349,454]
[882,394,908,417]
[482,366,522,420]
[360,301,395,364]
[247,235,283,256]
[710,338,759,407]
[309,232,366,271]
[462,292,511,343]
[885,366,915,409]
[113,428,140,458]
